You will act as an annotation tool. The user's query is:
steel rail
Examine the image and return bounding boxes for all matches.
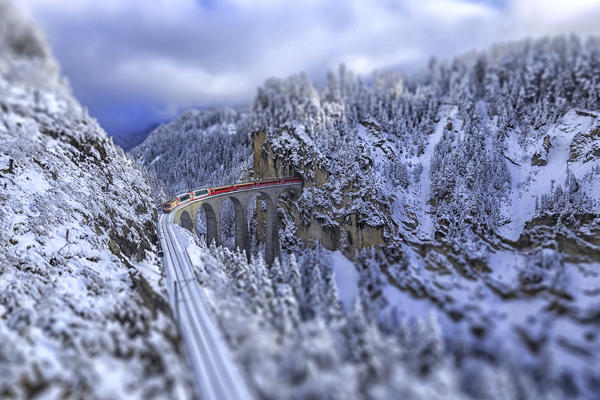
[159,214,253,400]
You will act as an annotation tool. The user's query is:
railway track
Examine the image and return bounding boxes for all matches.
[158,213,252,400]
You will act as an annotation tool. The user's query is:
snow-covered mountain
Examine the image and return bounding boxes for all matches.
[0,2,191,398]
[138,35,600,398]
[132,108,252,198]
[111,123,160,152]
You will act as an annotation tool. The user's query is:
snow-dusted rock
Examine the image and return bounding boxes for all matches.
[0,2,191,398]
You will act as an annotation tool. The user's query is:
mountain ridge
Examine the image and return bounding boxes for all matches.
[138,34,600,398]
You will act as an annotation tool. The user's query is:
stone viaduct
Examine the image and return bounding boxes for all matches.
[173,181,302,265]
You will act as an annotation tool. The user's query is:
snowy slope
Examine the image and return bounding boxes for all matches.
[500,109,600,239]
[136,34,600,398]
[236,37,600,399]
[401,104,459,239]
[0,2,191,398]
[175,228,468,400]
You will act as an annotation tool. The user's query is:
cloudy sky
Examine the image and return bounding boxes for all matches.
[18,0,600,135]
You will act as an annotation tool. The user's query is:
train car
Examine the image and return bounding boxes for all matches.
[282,177,302,184]
[256,179,279,187]
[233,182,255,191]
[191,188,209,200]
[162,187,210,214]
[210,184,234,195]
[161,178,302,214]
[176,192,192,207]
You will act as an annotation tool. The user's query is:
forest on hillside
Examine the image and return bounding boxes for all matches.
[136,35,600,399]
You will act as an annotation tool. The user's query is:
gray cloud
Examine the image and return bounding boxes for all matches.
[17,0,600,133]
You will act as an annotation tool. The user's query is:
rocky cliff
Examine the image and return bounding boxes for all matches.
[0,2,191,397]
[251,127,386,257]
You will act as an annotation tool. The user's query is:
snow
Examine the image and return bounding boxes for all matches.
[0,3,192,396]
[171,227,467,399]
[135,32,600,399]
[150,154,162,166]
[499,109,599,240]
[395,104,459,240]
[329,250,358,309]
[15,169,51,194]
[413,105,458,238]
[131,107,249,198]
[564,261,600,308]
[382,283,437,322]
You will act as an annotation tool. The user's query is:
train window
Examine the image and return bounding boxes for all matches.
[194,189,208,196]
[179,194,190,202]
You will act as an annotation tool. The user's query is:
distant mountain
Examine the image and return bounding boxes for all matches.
[111,122,160,151]
[139,35,600,398]
[131,108,251,197]
[0,1,191,397]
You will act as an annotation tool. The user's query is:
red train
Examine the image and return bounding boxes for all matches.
[162,177,302,214]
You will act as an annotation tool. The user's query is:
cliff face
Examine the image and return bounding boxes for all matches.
[0,2,191,397]
[252,127,386,258]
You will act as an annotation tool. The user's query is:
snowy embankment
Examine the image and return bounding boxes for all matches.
[0,1,191,397]
[329,250,358,309]
[400,104,459,239]
[158,214,253,400]
[500,109,600,240]
[171,225,478,399]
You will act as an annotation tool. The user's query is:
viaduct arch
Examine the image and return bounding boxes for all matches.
[172,182,302,265]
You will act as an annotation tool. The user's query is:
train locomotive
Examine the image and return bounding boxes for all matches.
[161,188,209,213]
